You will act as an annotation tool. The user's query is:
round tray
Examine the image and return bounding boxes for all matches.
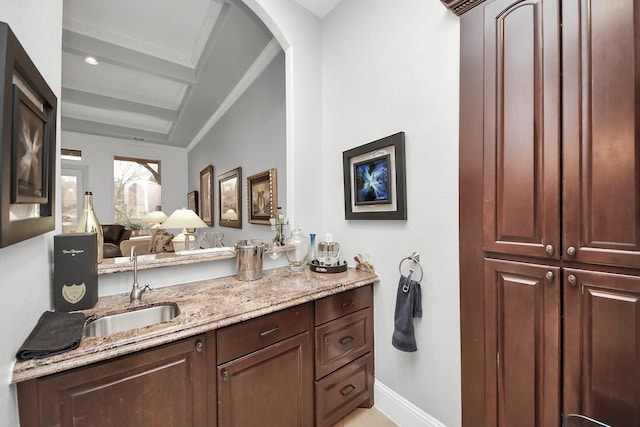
[309,260,348,274]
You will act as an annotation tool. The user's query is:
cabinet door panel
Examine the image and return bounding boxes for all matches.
[483,0,561,259]
[484,259,560,427]
[217,332,313,427]
[564,269,640,426]
[562,0,640,268]
[22,336,207,427]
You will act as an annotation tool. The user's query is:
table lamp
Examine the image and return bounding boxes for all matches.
[161,208,208,251]
[144,210,168,229]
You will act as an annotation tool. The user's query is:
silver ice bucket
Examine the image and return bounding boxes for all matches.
[235,240,264,281]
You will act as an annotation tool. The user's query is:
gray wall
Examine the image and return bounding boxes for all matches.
[188,51,286,246]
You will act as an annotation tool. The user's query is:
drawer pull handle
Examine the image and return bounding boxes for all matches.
[259,327,280,337]
[339,336,355,345]
[340,384,356,397]
[195,340,204,353]
[222,370,229,382]
[341,301,355,308]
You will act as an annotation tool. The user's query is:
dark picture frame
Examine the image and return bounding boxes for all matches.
[218,167,242,229]
[199,165,214,226]
[187,190,198,214]
[342,132,407,220]
[247,168,277,225]
[0,22,57,247]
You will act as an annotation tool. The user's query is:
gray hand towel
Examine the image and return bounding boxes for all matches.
[16,311,86,361]
[392,275,422,352]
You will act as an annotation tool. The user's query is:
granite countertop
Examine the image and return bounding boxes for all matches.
[12,266,378,383]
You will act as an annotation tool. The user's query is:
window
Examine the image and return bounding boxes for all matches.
[61,149,84,233]
[113,156,161,229]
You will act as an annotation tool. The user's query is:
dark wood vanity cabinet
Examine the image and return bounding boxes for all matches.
[17,334,212,427]
[314,285,374,427]
[16,284,376,427]
[460,0,640,425]
[216,303,314,427]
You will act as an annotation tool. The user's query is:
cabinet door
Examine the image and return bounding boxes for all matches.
[562,0,640,268]
[564,269,640,426]
[483,0,561,259]
[484,259,561,427]
[217,332,313,427]
[19,336,208,427]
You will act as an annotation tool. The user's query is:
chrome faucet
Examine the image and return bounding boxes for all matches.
[130,246,152,303]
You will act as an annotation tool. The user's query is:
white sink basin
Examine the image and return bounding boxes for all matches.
[84,303,179,337]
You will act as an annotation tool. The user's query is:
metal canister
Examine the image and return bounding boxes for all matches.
[235,240,264,281]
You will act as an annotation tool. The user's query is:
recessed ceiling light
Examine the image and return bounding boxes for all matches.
[84,56,99,66]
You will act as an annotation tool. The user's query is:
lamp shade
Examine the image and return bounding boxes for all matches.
[144,210,167,228]
[161,208,208,252]
[161,208,208,230]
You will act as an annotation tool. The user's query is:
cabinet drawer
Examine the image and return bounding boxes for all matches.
[217,303,310,364]
[315,307,373,379]
[315,353,374,427]
[315,285,372,325]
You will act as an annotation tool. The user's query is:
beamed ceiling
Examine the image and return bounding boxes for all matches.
[61,0,343,149]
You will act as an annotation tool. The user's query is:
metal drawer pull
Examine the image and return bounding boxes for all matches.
[195,340,204,353]
[259,327,280,337]
[341,301,355,308]
[339,336,355,345]
[340,384,356,397]
[222,370,229,381]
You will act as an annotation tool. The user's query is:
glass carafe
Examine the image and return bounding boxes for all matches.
[285,225,309,271]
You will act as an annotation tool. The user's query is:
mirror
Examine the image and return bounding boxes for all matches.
[60,0,286,254]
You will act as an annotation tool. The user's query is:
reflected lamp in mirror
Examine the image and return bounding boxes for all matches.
[144,210,167,229]
[161,208,208,251]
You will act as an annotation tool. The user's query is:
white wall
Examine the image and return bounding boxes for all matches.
[61,132,188,223]
[321,1,461,426]
[0,1,63,425]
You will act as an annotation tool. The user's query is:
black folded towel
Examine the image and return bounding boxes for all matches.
[16,311,86,361]
[392,275,422,352]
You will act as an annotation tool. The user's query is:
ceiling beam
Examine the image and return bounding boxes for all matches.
[62,88,179,122]
[62,30,197,85]
[62,117,171,144]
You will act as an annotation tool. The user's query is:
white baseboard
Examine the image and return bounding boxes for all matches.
[374,380,448,427]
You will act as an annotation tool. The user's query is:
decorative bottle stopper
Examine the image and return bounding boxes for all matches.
[76,191,104,263]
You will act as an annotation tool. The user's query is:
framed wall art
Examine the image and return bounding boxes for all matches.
[218,167,241,229]
[199,165,214,226]
[247,168,277,225]
[0,22,57,247]
[342,131,407,220]
[187,190,198,214]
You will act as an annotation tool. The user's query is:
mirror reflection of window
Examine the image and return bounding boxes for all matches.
[61,149,83,233]
[113,156,162,230]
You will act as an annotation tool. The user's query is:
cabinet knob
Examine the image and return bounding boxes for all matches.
[222,370,229,381]
[545,245,554,256]
[545,271,554,282]
[567,246,576,257]
[567,274,577,286]
[195,340,204,353]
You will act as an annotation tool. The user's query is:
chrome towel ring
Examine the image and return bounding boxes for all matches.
[399,252,423,292]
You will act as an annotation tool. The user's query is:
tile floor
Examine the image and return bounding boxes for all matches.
[333,407,398,427]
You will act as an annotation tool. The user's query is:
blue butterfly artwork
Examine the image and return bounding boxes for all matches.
[354,155,391,205]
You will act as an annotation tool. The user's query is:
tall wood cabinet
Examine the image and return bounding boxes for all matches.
[458,0,640,426]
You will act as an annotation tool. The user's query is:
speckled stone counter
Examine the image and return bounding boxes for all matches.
[12,266,378,383]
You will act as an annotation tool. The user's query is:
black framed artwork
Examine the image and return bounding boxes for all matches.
[0,22,57,247]
[342,132,407,220]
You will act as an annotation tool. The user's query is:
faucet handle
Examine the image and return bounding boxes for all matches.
[142,284,152,292]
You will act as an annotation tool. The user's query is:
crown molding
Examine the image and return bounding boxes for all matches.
[441,0,487,16]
